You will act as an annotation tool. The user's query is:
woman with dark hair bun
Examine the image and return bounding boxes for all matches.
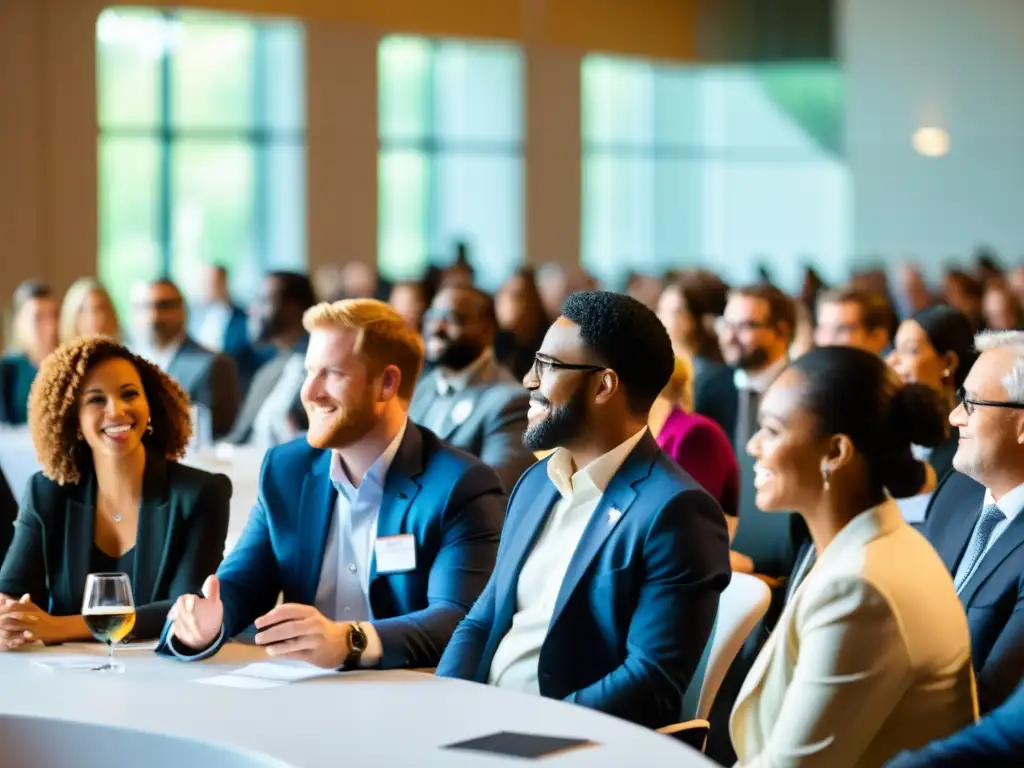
[888,305,977,480]
[730,347,976,767]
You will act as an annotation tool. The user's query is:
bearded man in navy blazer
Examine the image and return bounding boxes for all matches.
[159,299,506,669]
[436,291,732,729]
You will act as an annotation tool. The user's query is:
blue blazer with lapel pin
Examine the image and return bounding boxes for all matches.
[436,432,732,729]
[158,422,507,668]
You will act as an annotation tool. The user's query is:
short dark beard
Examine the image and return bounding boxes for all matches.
[523,385,590,452]
[735,346,770,372]
[431,337,484,370]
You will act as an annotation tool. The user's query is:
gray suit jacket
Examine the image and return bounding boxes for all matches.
[167,337,241,440]
[410,356,534,493]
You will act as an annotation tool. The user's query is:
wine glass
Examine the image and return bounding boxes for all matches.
[81,573,136,673]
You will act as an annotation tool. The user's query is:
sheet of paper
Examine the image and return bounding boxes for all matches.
[33,655,108,672]
[897,492,932,524]
[195,661,338,690]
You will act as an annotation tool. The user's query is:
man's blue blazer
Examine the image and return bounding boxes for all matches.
[159,423,507,668]
[435,433,732,729]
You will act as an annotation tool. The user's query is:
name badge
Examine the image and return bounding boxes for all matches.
[375,534,417,574]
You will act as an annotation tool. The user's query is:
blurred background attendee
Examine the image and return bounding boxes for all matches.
[944,269,986,331]
[889,305,977,481]
[411,285,533,491]
[1006,264,1024,304]
[0,281,59,425]
[440,246,475,289]
[494,267,550,380]
[982,282,1024,331]
[814,286,893,355]
[732,347,974,767]
[656,271,728,388]
[339,261,379,300]
[649,354,739,531]
[388,280,430,332]
[189,265,248,357]
[132,279,241,441]
[894,262,936,319]
[0,337,230,647]
[534,262,568,321]
[223,271,316,447]
[59,277,120,343]
[789,300,816,360]
[625,272,663,309]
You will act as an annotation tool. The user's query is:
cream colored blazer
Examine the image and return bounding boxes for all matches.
[730,500,977,768]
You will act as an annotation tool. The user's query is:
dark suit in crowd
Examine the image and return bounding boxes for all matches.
[0,468,16,565]
[924,470,1024,714]
[409,354,534,492]
[166,337,242,440]
[0,456,231,640]
[224,336,309,445]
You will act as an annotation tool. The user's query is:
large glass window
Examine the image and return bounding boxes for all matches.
[97,8,305,315]
[378,36,523,291]
[582,58,849,292]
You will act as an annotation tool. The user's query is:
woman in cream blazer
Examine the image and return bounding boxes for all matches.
[730,348,976,768]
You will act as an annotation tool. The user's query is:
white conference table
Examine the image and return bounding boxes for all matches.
[0,643,711,768]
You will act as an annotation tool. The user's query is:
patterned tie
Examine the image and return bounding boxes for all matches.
[954,504,1006,592]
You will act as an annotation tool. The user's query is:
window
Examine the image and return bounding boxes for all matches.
[97,8,305,316]
[378,36,523,291]
[581,57,849,292]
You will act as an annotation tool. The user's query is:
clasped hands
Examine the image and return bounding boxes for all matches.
[168,575,353,669]
[0,594,72,650]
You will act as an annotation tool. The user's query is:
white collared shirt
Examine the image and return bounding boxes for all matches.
[435,347,495,396]
[193,301,233,353]
[137,334,185,374]
[312,421,408,666]
[733,356,788,394]
[487,427,648,694]
[954,481,1024,588]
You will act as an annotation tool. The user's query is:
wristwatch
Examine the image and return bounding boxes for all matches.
[342,622,368,670]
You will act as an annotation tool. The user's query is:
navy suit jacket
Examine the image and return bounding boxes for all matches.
[886,678,1024,766]
[435,433,732,729]
[159,423,507,668]
[924,470,1024,713]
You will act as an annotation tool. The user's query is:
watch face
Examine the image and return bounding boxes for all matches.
[349,624,368,653]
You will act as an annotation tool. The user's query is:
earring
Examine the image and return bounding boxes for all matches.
[76,429,84,441]
[822,467,831,492]
[145,420,154,435]
[943,368,952,378]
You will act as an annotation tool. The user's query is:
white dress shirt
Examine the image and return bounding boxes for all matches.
[953,481,1024,588]
[251,353,307,448]
[136,334,185,374]
[487,427,648,694]
[193,301,233,353]
[313,421,407,667]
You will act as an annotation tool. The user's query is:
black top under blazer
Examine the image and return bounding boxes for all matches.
[0,454,231,641]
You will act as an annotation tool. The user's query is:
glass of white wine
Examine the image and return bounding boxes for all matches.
[81,573,136,673]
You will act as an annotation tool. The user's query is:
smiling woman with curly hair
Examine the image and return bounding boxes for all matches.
[0,337,231,650]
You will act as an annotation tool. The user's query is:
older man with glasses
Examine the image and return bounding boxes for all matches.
[436,290,731,730]
[923,329,1024,714]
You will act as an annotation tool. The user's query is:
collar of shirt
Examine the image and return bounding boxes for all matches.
[733,355,789,394]
[545,427,648,501]
[138,334,186,373]
[329,419,409,501]
[436,347,495,396]
[983,481,1024,524]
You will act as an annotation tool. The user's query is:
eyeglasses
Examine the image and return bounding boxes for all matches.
[714,317,773,336]
[530,355,606,378]
[422,308,470,326]
[957,387,1024,416]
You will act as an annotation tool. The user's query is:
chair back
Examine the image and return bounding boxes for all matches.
[682,572,771,720]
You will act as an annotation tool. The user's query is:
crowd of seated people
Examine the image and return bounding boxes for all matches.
[1,251,1024,766]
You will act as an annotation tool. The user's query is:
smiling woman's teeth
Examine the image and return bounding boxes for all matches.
[103,425,132,434]
[753,463,774,489]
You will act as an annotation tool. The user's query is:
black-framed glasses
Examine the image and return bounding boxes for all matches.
[957,387,1024,416]
[531,354,606,378]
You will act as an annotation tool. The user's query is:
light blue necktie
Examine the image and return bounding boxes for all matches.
[955,504,1005,592]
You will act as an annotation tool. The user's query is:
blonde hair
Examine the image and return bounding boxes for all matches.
[303,299,425,401]
[60,278,119,343]
[660,355,694,412]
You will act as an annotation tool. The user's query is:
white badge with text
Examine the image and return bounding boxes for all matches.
[375,534,417,574]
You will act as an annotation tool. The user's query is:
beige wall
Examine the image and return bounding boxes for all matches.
[0,0,583,332]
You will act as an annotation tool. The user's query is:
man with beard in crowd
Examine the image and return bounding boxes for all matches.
[410,285,534,491]
[160,299,507,670]
[436,291,731,729]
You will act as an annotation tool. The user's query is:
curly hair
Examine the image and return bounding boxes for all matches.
[28,336,193,485]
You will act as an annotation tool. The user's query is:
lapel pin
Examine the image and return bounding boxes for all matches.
[608,508,622,526]
[451,399,473,426]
